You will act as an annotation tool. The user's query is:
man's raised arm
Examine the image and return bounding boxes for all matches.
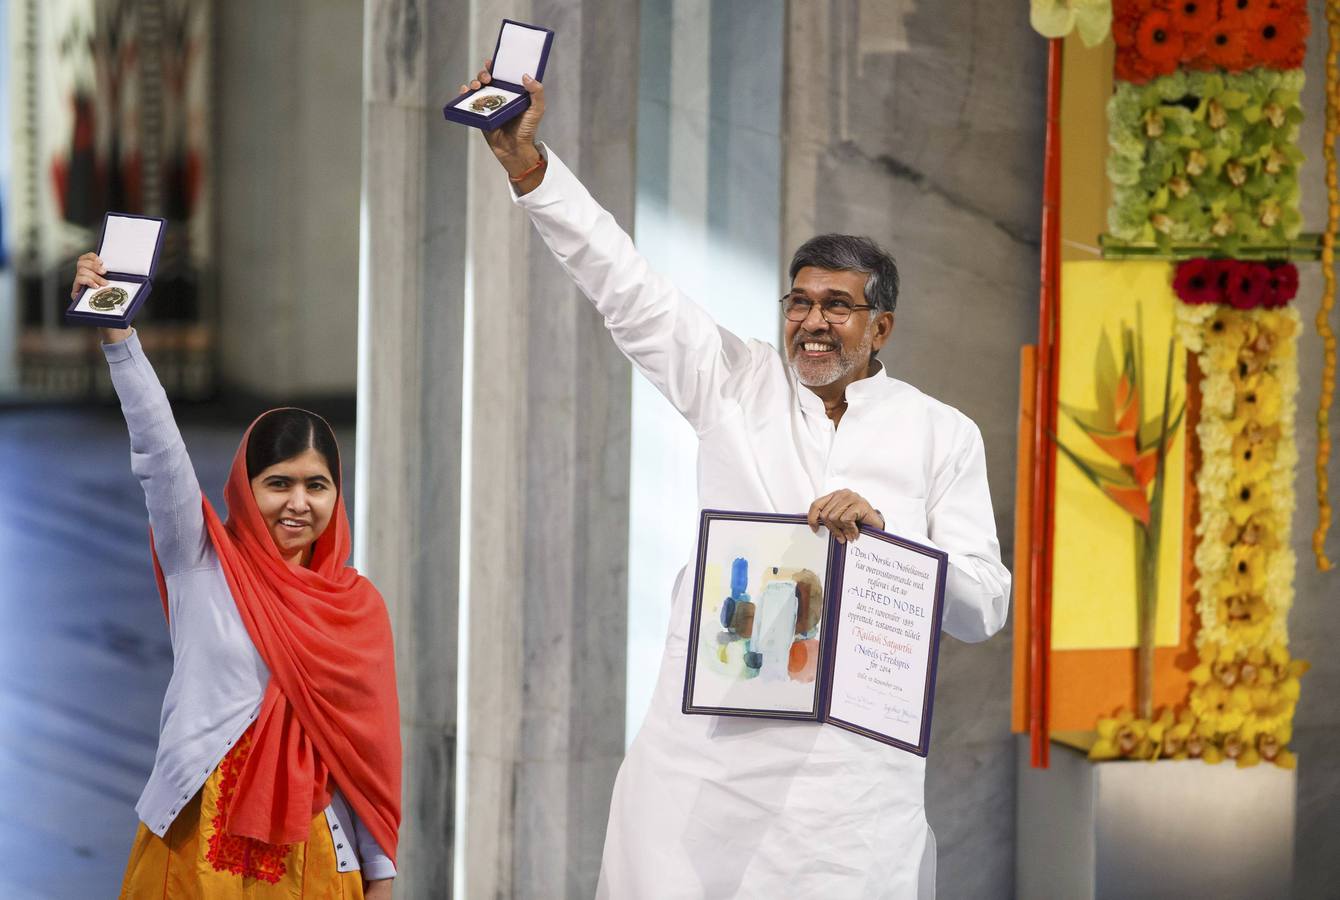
[462,62,754,434]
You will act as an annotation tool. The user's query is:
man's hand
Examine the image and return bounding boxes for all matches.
[808,489,885,544]
[364,877,393,899]
[72,251,132,344]
[459,59,547,194]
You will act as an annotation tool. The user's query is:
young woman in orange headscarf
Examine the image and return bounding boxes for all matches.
[72,253,402,899]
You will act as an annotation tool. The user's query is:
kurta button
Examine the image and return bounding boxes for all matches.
[337,843,344,849]
[332,824,339,830]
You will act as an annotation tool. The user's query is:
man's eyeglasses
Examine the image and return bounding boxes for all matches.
[780,294,875,324]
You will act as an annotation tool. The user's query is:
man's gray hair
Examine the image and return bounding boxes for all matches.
[787,234,900,313]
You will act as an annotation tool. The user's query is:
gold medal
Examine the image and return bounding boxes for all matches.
[90,286,129,312]
[470,94,506,113]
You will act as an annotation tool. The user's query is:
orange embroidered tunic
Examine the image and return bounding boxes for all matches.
[119,728,365,899]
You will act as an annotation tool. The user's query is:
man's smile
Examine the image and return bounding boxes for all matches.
[800,340,837,355]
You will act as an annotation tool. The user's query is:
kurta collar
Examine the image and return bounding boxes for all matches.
[794,358,891,415]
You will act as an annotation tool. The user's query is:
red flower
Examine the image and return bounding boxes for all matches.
[1174,258,1224,304]
[1171,0,1218,30]
[1219,0,1272,29]
[1117,49,1164,82]
[1266,263,1299,307]
[1114,14,1142,47]
[1226,262,1272,309]
[1115,0,1168,16]
[1204,22,1251,68]
[1253,11,1305,66]
[1136,11,1186,65]
[1180,27,1212,60]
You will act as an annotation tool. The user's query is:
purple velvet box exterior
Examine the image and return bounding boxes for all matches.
[64,212,166,328]
[442,19,554,131]
[681,508,949,757]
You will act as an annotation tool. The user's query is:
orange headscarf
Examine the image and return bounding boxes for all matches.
[152,411,401,861]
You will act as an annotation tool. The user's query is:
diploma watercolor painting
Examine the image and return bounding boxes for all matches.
[688,515,833,715]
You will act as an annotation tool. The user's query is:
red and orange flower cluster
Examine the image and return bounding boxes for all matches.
[1173,258,1300,308]
[1114,0,1310,82]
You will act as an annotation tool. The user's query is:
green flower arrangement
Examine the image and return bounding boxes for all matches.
[1107,69,1305,255]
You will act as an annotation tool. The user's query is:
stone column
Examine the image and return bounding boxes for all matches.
[358,1,636,897]
[461,1,636,897]
[358,0,471,893]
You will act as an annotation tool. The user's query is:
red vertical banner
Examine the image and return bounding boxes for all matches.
[1028,37,1064,769]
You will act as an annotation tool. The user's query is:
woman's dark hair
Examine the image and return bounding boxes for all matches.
[245,409,341,489]
[788,234,900,313]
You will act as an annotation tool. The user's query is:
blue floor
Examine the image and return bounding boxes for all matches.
[0,407,283,898]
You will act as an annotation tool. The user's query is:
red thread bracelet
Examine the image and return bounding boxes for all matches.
[509,154,546,183]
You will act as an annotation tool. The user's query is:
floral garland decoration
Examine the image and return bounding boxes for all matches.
[1091,294,1308,767]
[1032,0,1113,47]
[1173,257,1299,307]
[1113,0,1309,84]
[1107,68,1304,253]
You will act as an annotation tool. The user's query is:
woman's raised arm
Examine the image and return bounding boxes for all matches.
[75,253,210,577]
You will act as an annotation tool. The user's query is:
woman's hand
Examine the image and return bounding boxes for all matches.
[808,489,885,543]
[459,59,547,194]
[71,252,132,344]
[364,878,394,899]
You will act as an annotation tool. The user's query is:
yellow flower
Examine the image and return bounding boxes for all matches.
[1227,475,1271,526]
[1227,543,1268,593]
[1234,372,1284,425]
[1230,433,1278,483]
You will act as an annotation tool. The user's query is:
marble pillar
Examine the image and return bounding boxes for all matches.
[461,1,635,896]
[783,2,1045,895]
[358,1,636,897]
[359,0,471,894]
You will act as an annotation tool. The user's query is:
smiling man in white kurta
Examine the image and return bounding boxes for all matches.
[461,67,1011,899]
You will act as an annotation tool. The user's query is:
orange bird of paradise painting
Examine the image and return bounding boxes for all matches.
[1054,313,1185,718]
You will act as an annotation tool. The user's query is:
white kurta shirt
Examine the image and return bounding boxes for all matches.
[515,147,1011,900]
